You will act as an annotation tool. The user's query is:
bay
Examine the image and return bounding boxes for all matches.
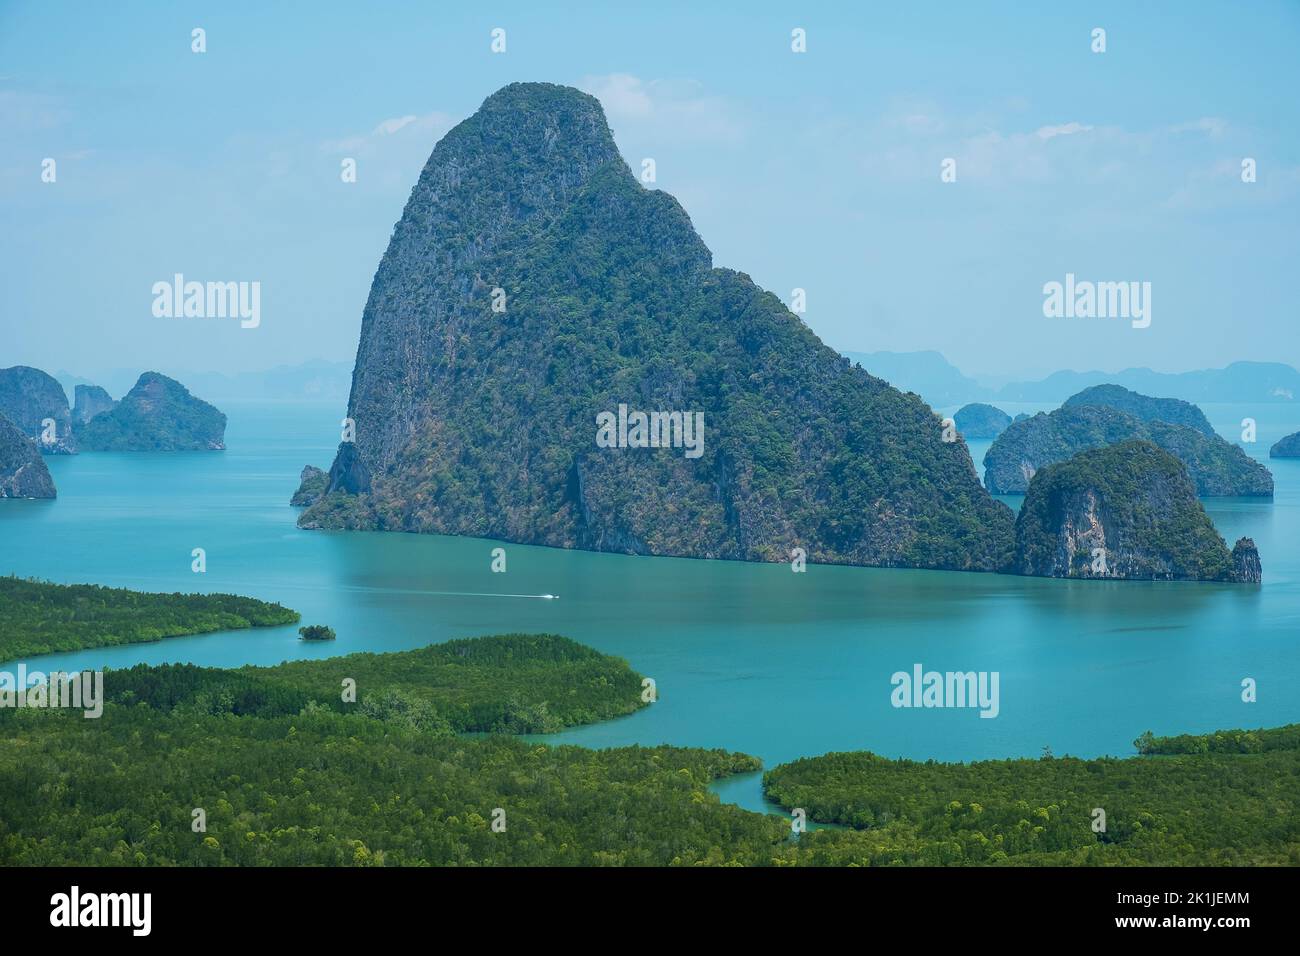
[1,400,1297,815]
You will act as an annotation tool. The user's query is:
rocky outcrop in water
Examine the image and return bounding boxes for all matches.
[954,403,1012,439]
[73,384,116,424]
[0,366,75,453]
[1232,538,1262,584]
[984,402,1272,497]
[290,465,328,506]
[300,83,1014,571]
[1010,441,1257,582]
[1269,432,1300,458]
[76,372,226,451]
[0,415,56,498]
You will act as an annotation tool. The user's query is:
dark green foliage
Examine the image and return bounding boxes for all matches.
[0,707,782,866]
[1011,441,1240,580]
[764,723,1300,865]
[102,634,646,734]
[300,83,1014,572]
[75,372,226,451]
[1136,723,1300,755]
[0,577,299,659]
[0,633,784,866]
[298,624,336,641]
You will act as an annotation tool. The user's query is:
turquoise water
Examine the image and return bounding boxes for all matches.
[2,400,1298,814]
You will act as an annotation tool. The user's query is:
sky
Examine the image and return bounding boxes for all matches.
[2,0,1298,384]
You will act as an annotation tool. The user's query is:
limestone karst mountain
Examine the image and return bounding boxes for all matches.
[300,82,1014,570]
[1011,441,1259,582]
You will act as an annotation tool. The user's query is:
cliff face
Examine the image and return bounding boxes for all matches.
[1063,384,1216,437]
[290,465,328,506]
[76,372,226,451]
[0,415,56,498]
[954,403,1011,439]
[1010,441,1256,582]
[984,403,1272,496]
[73,384,117,424]
[0,366,75,454]
[301,82,1015,571]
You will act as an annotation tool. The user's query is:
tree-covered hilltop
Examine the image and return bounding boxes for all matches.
[1062,383,1217,436]
[102,634,648,734]
[983,402,1272,496]
[1009,441,1257,581]
[763,722,1300,865]
[75,372,226,451]
[300,82,1014,573]
[953,403,1011,439]
[0,577,299,659]
[0,416,56,499]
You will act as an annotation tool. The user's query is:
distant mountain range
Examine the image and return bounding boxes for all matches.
[841,351,1300,409]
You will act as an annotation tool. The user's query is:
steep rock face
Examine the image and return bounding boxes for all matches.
[0,366,75,453]
[301,83,1015,571]
[73,384,117,424]
[1063,384,1216,437]
[1232,537,1262,584]
[984,404,1272,496]
[1269,432,1300,458]
[954,403,1011,439]
[1010,441,1253,581]
[290,465,328,506]
[0,415,56,498]
[76,372,226,451]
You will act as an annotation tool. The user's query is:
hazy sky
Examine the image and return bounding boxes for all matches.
[3,0,1298,383]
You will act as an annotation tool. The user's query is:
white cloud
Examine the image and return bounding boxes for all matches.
[322,111,454,155]
[579,74,745,144]
[1035,121,1093,140]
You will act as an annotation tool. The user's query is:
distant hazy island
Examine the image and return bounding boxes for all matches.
[984,385,1272,497]
[0,366,226,454]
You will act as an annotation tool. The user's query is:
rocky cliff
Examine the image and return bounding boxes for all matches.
[300,82,1014,571]
[0,366,75,453]
[1010,440,1257,582]
[73,384,117,424]
[290,465,328,506]
[984,402,1272,496]
[954,403,1012,439]
[0,414,56,498]
[76,372,226,451]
